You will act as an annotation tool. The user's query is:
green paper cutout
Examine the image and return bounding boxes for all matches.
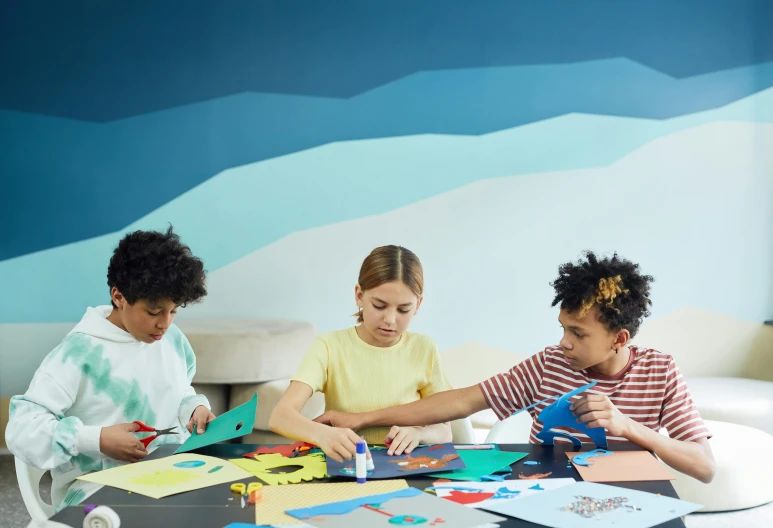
[427,450,527,481]
[174,393,257,454]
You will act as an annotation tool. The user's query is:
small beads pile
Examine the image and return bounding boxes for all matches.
[561,495,634,519]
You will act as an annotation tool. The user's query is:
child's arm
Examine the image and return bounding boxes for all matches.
[269,381,364,462]
[175,330,212,432]
[572,394,715,482]
[5,372,146,469]
[315,385,490,430]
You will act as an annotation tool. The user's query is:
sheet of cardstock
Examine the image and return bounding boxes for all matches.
[431,478,576,508]
[566,451,676,482]
[77,454,251,499]
[482,481,701,528]
[175,393,257,454]
[327,442,465,479]
[230,452,327,485]
[293,488,506,528]
[253,480,410,525]
[426,449,527,480]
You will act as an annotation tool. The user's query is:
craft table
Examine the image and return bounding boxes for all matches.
[50,443,685,528]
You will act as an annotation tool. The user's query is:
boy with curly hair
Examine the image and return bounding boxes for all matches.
[315,252,716,483]
[6,226,216,509]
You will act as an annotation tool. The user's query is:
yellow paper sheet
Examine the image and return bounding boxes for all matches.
[254,480,409,525]
[77,454,252,499]
[229,452,327,486]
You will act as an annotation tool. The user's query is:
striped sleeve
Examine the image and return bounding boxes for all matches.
[478,352,546,420]
[659,358,712,442]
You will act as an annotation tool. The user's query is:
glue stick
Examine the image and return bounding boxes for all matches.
[356,439,367,483]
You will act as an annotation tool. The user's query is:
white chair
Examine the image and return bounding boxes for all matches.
[660,420,773,512]
[484,411,533,443]
[450,417,475,444]
[15,457,55,526]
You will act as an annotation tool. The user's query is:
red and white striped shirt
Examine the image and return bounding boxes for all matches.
[479,345,711,444]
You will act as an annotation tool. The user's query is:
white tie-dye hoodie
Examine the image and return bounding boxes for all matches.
[5,305,210,510]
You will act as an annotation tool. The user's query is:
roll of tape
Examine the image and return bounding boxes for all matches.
[83,505,121,528]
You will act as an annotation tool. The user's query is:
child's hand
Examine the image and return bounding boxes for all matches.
[315,426,364,463]
[313,410,363,431]
[187,406,216,434]
[99,423,148,463]
[571,394,633,437]
[385,426,422,456]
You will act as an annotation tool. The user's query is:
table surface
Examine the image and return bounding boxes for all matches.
[51,443,686,528]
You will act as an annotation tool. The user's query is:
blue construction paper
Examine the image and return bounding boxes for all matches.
[286,487,423,519]
[326,442,466,479]
[480,474,506,482]
[523,461,540,466]
[535,381,608,448]
[482,481,702,528]
[572,449,613,466]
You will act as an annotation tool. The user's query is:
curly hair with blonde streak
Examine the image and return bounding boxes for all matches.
[551,251,653,337]
[577,275,630,319]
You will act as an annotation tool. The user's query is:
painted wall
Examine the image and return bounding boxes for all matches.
[1,1,772,396]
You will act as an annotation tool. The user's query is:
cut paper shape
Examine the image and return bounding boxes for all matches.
[535,381,608,448]
[479,474,505,482]
[389,453,459,471]
[254,480,410,525]
[446,490,496,505]
[510,394,561,417]
[328,443,466,480]
[566,450,676,482]
[432,479,575,508]
[289,488,505,528]
[175,393,257,454]
[287,487,423,518]
[173,460,206,469]
[77,454,251,499]
[230,452,327,485]
[518,471,552,479]
[426,449,527,481]
[244,441,316,458]
[523,461,540,466]
[482,481,702,528]
[572,449,613,466]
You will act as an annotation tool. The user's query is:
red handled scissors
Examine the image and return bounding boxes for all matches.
[133,421,179,448]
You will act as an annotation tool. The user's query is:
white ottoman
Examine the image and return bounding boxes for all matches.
[179,319,316,383]
[177,318,317,441]
[664,420,773,512]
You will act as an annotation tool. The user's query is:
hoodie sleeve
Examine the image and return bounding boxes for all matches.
[175,330,211,426]
[5,342,102,470]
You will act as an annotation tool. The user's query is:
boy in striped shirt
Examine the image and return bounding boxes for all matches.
[315,252,716,483]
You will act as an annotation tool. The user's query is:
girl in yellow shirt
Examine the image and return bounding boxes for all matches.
[269,245,453,462]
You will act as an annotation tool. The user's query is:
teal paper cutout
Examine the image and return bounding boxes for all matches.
[174,393,257,454]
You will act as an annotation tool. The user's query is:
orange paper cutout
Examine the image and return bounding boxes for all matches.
[518,471,553,479]
[389,453,460,471]
[567,450,675,482]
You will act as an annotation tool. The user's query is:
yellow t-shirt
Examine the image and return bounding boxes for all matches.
[291,326,453,444]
